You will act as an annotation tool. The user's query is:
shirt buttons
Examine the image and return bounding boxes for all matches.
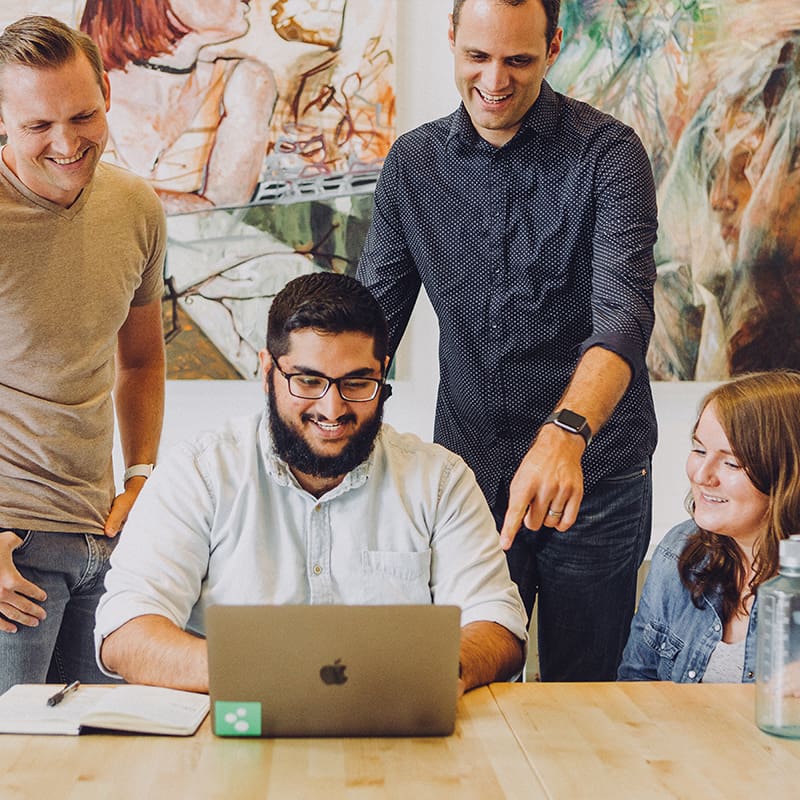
[312,565,322,575]
[688,670,697,680]
[713,623,721,632]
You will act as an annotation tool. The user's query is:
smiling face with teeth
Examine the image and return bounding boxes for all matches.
[686,401,769,551]
[448,0,562,148]
[0,51,110,207]
[260,328,389,497]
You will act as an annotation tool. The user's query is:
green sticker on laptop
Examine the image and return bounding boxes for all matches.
[214,701,262,737]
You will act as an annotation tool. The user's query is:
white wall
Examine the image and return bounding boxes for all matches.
[134,0,710,557]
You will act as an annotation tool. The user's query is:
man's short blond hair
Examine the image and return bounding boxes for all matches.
[0,15,106,105]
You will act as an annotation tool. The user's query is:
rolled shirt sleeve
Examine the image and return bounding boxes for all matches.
[427,452,529,643]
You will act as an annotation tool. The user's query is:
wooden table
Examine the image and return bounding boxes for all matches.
[492,681,800,800]
[0,686,542,800]
[1,683,797,799]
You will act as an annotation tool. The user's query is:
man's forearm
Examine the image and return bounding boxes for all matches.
[500,346,634,544]
[114,299,166,469]
[105,356,165,533]
[100,614,208,692]
[114,361,164,468]
[459,621,525,692]
[556,345,632,435]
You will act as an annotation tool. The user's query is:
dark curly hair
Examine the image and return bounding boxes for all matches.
[267,272,388,364]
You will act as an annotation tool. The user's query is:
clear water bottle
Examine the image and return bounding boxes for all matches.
[755,537,800,738]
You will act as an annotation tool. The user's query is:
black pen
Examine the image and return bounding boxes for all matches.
[47,680,80,707]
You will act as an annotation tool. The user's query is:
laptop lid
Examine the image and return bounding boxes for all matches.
[206,604,461,738]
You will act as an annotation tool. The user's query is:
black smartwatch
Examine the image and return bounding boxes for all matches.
[543,408,592,446]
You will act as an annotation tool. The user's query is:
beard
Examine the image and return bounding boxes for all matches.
[267,371,385,480]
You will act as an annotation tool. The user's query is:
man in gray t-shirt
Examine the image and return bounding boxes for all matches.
[0,16,166,694]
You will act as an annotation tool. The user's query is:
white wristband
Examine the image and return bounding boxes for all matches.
[123,463,154,483]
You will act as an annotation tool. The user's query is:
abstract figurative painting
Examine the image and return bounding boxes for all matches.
[0,1,395,378]
[550,0,800,380]
[162,194,376,379]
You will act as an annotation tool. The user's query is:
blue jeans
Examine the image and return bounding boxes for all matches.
[0,530,118,694]
[499,462,652,682]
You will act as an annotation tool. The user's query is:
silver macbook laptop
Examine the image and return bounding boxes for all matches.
[206,604,461,738]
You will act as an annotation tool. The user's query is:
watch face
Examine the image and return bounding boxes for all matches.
[556,409,586,431]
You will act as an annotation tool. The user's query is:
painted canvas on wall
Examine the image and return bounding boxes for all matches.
[163,195,375,378]
[0,1,395,378]
[549,0,800,381]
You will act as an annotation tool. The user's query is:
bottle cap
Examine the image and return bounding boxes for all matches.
[779,538,800,568]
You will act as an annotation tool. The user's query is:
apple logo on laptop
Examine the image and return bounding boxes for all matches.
[319,658,348,685]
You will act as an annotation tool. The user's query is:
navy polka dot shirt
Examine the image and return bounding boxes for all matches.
[357,81,658,507]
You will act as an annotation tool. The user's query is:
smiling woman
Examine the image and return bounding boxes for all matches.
[619,370,800,684]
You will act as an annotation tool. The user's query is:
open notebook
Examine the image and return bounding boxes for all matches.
[206,604,462,738]
[0,684,209,736]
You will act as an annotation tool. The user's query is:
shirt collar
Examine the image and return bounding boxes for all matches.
[447,79,560,149]
[258,410,376,498]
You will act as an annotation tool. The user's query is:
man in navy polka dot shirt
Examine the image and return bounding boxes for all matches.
[357,0,658,682]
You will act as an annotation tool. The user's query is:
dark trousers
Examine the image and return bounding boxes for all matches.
[497,462,652,682]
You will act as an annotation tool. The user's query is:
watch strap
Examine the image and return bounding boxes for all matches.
[543,410,592,446]
[123,463,154,483]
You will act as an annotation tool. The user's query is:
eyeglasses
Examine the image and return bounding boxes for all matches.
[270,354,384,402]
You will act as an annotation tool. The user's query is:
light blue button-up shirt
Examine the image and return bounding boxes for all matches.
[95,412,528,671]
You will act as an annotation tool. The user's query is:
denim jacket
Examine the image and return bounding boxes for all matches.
[618,519,757,683]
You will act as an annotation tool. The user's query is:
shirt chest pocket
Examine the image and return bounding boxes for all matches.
[642,620,685,680]
[360,549,432,604]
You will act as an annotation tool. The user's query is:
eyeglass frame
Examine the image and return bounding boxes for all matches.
[268,350,387,403]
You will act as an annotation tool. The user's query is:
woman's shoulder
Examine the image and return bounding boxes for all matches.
[653,519,699,563]
[638,520,700,611]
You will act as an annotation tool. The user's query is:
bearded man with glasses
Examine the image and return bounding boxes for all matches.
[95,272,528,695]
